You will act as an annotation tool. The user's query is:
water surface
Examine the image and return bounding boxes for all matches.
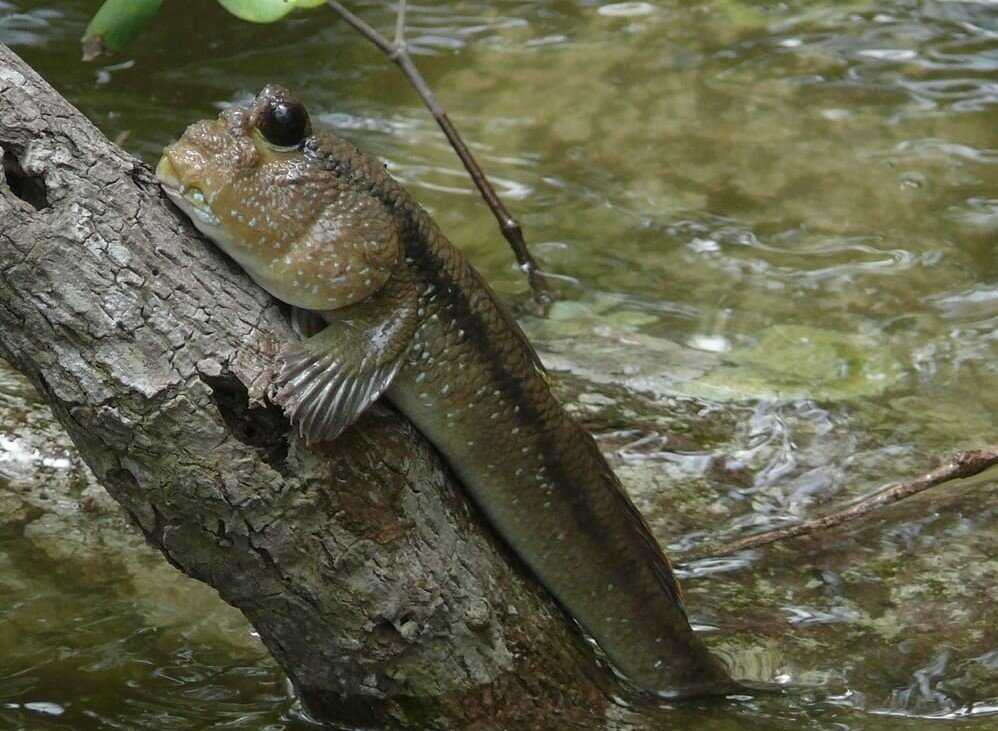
[1,1,996,728]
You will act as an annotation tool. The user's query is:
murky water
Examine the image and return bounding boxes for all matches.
[1,0,996,728]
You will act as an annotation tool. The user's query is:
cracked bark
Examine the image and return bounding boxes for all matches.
[0,44,619,729]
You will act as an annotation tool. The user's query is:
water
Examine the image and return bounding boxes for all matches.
[1,0,996,728]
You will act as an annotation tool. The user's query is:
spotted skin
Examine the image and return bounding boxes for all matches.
[157,86,738,698]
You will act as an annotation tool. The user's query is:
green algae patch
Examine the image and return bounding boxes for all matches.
[683,324,907,402]
[541,297,660,335]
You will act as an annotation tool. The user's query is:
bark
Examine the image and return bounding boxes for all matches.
[0,43,619,730]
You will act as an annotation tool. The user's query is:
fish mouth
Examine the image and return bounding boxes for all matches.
[154,154,221,227]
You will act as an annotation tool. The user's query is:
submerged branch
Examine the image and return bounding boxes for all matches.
[325,0,553,310]
[685,446,998,561]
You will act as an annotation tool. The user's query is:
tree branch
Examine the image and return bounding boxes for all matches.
[0,42,614,730]
[683,446,998,562]
[325,0,553,310]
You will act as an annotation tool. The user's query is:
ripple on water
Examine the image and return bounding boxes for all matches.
[0,4,66,47]
[2,0,997,727]
[597,3,657,18]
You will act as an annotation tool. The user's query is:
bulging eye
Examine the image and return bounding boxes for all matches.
[258,97,311,148]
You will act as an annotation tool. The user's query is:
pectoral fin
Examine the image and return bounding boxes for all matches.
[274,285,419,445]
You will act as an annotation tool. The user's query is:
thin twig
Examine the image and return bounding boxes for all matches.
[325,0,552,309]
[682,445,998,562]
[394,0,407,46]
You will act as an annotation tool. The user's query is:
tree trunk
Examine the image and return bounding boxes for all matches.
[0,43,618,730]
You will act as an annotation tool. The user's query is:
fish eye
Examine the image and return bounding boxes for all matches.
[258,97,311,148]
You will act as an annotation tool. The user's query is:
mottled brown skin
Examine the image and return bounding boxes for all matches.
[156,86,738,698]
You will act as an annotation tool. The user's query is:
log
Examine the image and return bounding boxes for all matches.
[0,43,618,730]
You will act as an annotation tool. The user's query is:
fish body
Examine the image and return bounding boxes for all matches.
[156,86,737,697]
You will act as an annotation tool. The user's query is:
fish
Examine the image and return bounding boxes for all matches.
[155,85,740,698]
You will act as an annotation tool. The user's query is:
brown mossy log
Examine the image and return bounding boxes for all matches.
[0,43,622,730]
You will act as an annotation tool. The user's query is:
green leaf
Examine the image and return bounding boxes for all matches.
[82,0,164,61]
[216,0,325,23]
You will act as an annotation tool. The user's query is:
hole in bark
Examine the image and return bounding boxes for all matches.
[200,370,289,473]
[366,620,406,654]
[2,146,50,210]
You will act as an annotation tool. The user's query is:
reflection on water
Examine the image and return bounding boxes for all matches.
[1,0,996,728]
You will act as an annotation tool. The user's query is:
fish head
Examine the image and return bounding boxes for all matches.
[156,85,401,310]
